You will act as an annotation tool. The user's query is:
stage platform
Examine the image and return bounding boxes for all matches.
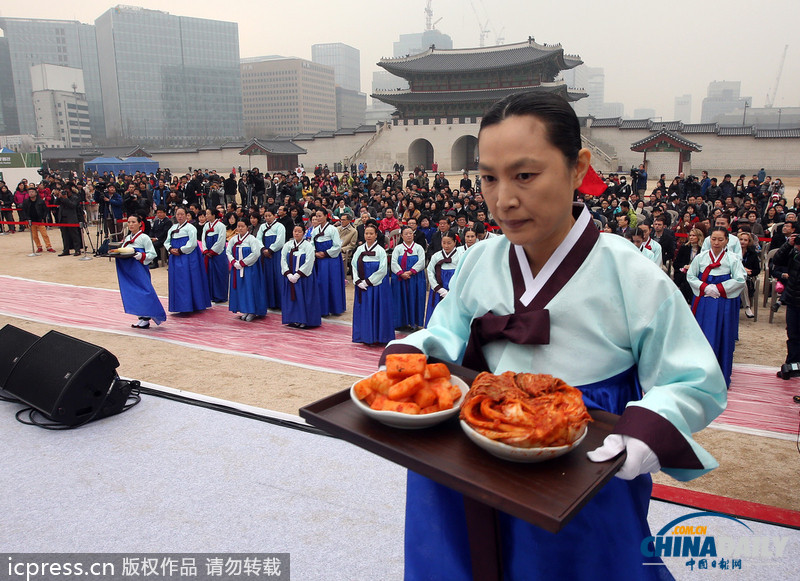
[1,384,797,580]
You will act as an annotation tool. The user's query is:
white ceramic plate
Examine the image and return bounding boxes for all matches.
[460,420,588,463]
[350,375,469,429]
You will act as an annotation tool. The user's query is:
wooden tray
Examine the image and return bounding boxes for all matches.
[300,367,625,533]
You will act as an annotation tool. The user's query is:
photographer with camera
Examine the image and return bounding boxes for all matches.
[247,167,265,207]
[632,163,647,196]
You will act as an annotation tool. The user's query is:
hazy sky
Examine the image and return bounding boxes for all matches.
[2,0,798,122]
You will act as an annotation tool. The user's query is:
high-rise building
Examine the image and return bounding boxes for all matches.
[312,42,366,129]
[585,66,605,118]
[701,81,751,124]
[633,108,656,120]
[95,6,243,144]
[674,94,692,123]
[311,43,360,92]
[241,56,336,137]
[561,64,589,117]
[30,64,92,147]
[0,17,104,139]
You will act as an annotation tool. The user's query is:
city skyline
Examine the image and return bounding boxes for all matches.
[1,0,798,125]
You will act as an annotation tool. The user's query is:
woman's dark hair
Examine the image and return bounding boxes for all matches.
[224,212,237,229]
[710,226,730,239]
[479,92,581,166]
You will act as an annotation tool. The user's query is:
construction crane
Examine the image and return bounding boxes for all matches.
[469,0,490,47]
[424,1,442,31]
[765,45,788,108]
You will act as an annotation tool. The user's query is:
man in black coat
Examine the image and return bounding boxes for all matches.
[56,186,83,256]
[427,216,458,258]
[651,217,676,264]
[772,228,800,374]
[149,206,173,268]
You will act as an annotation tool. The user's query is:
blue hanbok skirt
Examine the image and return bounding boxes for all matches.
[314,239,346,316]
[261,234,282,310]
[228,247,267,317]
[352,261,395,344]
[694,273,739,387]
[203,233,229,303]
[167,238,211,313]
[391,255,426,329]
[425,268,456,326]
[404,367,670,581]
[282,258,322,327]
[116,248,166,324]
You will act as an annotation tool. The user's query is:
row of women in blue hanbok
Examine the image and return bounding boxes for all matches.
[687,227,746,387]
[164,207,212,314]
[116,214,167,329]
[226,220,267,322]
[281,225,321,328]
[352,224,395,344]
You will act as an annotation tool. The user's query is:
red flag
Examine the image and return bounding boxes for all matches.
[577,166,606,197]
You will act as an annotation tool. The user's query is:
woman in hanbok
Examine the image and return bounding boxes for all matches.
[280,225,321,329]
[425,232,463,326]
[202,209,228,303]
[378,92,727,580]
[116,214,166,329]
[226,219,267,322]
[164,207,211,314]
[351,224,395,344]
[390,226,427,330]
[311,209,346,316]
[462,227,478,251]
[256,208,286,311]
[688,226,746,387]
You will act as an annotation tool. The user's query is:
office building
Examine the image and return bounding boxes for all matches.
[393,30,453,58]
[241,56,336,137]
[31,64,92,147]
[701,81,751,124]
[0,17,104,139]
[95,6,243,144]
[633,108,656,120]
[674,94,692,123]
[311,43,360,92]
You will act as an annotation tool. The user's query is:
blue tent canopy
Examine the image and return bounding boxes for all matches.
[84,156,124,174]
[0,147,14,153]
[120,157,159,175]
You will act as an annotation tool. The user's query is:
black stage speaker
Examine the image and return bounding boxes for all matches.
[0,324,39,390]
[4,330,126,426]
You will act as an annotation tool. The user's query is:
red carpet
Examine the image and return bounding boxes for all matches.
[0,275,383,376]
[652,483,800,529]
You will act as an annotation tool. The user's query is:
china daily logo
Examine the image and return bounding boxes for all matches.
[641,512,789,571]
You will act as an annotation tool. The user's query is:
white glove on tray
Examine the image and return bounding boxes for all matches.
[437,288,448,298]
[357,281,369,291]
[586,434,661,480]
[704,285,720,298]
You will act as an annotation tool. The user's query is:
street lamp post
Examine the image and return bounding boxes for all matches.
[742,101,749,126]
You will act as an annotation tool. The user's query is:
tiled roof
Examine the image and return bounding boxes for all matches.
[649,121,683,132]
[354,125,378,133]
[717,126,754,136]
[42,145,150,160]
[619,119,650,130]
[591,117,621,128]
[630,129,701,152]
[238,138,306,156]
[372,84,586,105]
[682,123,718,134]
[378,39,581,75]
[755,128,800,139]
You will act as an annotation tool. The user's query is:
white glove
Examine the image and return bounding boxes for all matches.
[135,252,144,262]
[437,288,448,298]
[357,281,369,291]
[288,273,300,284]
[233,261,244,270]
[586,434,660,480]
[704,285,720,298]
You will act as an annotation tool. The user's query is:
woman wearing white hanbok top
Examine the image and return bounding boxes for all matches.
[164,207,211,314]
[201,209,228,303]
[390,227,427,329]
[280,225,321,328]
[116,214,166,329]
[226,220,266,322]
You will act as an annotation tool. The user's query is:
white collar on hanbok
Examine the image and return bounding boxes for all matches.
[514,205,591,307]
